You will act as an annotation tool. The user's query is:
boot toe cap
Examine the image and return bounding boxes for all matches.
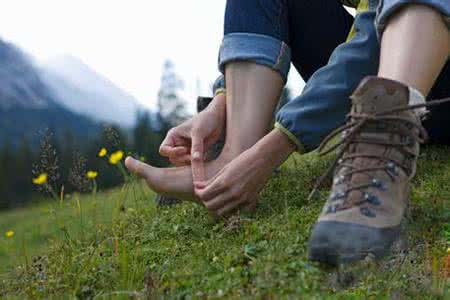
[308,221,401,266]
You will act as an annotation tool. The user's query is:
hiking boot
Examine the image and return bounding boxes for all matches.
[308,76,428,265]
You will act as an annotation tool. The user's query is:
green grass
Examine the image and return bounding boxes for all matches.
[0,146,449,299]
[0,185,142,272]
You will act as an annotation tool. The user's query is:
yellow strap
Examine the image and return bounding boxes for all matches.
[345,0,370,42]
[214,88,226,97]
[274,122,306,153]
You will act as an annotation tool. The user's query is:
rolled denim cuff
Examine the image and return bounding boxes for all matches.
[218,33,291,83]
[376,0,450,36]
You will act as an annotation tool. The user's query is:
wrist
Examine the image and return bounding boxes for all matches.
[207,93,226,118]
[254,128,296,167]
[212,92,226,108]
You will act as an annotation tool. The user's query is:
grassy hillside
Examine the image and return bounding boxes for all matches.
[0,146,449,299]
[0,185,145,272]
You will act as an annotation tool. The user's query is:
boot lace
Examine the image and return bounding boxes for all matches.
[308,98,450,214]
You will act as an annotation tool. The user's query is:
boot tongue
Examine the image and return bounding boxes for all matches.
[350,76,410,115]
[344,77,410,204]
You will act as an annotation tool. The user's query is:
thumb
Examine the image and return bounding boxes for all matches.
[191,132,205,182]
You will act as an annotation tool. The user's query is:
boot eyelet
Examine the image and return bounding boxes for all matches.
[330,190,346,201]
[386,162,399,176]
[326,205,337,214]
[360,206,376,218]
[363,192,381,205]
[371,178,386,190]
[336,190,346,199]
[341,130,349,139]
[333,175,345,185]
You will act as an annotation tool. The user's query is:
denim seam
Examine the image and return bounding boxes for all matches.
[275,0,283,71]
[275,42,288,72]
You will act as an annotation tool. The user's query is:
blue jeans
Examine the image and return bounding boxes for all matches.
[218,0,450,151]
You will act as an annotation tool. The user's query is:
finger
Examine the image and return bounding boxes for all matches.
[191,131,205,182]
[125,156,155,179]
[159,134,176,155]
[203,190,235,211]
[193,163,226,191]
[170,154,192,166]
[216,196,249,217]
[195,175,228,202]
[160,145,189,157]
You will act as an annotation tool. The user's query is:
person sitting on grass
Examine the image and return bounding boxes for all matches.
[125,0,450,265]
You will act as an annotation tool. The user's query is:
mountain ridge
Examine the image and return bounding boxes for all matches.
[0,39,101,147]
[40,55,143,127]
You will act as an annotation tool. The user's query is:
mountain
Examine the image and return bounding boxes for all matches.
[0,40,52,111]
[40,55,142,127]
[0,39,100,147]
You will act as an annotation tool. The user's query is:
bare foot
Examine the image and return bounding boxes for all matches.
[125,154,230,202]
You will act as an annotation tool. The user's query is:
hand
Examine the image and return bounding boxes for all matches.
[159,93,226,167]
[194,129,296,218]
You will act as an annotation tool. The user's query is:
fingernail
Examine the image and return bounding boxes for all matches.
[192,152,201,160]
[194,181,204,188]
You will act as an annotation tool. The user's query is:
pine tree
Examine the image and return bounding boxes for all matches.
[157,60,189,129]
[133,111,167,167]
[0,140,15,208]
[13,138,34,206]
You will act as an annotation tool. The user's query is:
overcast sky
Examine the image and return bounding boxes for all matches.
[0,0,305,111]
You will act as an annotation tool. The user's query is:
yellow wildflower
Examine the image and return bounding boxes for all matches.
[32,173,48,185]
[5,230,14,238]
[98,148,107,157]
[86,171,98,179]
[109,150,124,165]
[447,247,450,254]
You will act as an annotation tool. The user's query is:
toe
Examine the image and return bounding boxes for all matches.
[125,156,160,186]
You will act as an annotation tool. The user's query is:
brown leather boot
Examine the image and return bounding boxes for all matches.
[308,76,430,265]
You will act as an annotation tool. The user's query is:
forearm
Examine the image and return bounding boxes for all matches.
[253,128,296,169]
